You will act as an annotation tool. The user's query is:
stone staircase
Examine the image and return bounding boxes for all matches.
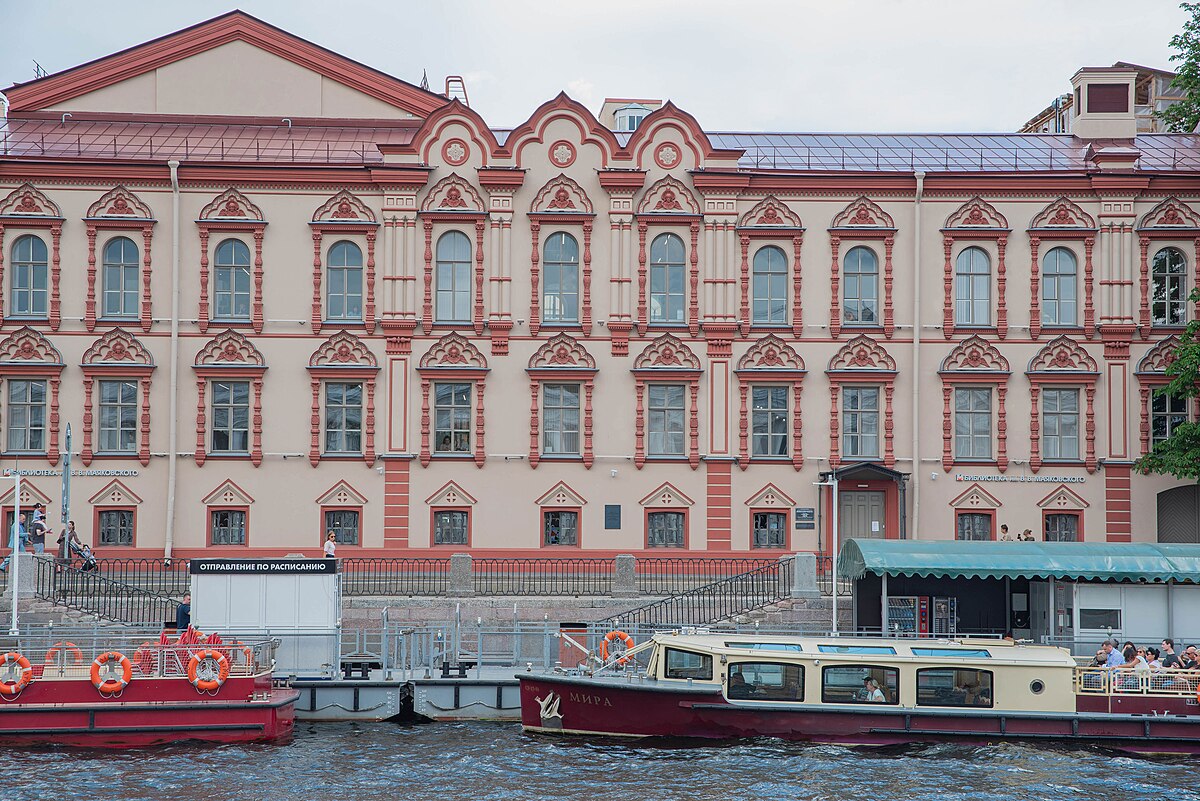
[0,592,115,627]
[720,596,853,631]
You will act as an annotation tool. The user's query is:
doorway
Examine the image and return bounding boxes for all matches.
[840,491,886,539]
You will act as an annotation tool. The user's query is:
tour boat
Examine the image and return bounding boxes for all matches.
[518,632,1200,754]
[0,632,298,747]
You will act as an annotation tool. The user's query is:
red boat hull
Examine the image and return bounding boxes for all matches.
[518,674,1200,755]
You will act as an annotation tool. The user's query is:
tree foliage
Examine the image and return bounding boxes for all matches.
[1135,289,1200,480]
[1159,3,1200,132]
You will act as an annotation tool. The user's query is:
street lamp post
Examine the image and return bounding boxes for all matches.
[8,472,21,636]
[813,475,840,636]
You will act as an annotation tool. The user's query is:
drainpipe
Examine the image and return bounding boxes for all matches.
[910,172,925,539]
[165,160,181,562]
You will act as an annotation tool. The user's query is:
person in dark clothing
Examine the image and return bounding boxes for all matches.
[28,518,47,554]
[175,593,192,631]
[1161,639,1181,669]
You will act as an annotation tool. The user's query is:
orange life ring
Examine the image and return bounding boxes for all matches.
[187,649,231,693]
[0,652,33,695]
[90,651,133,694]
[598,630,636,664]
[44,641,84,665]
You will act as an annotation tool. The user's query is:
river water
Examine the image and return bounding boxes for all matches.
[8,721,1196,800]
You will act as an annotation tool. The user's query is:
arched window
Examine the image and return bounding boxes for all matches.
[1152,246,1188,327]
[214,239,252,321]
[435,231,472,323]
[842,246,878,325]
[649,233,685,324]
[542,232,579,324]
[101,236,139,319]
[1041,247,1077,326]
[954,247,991,326]
[752,245,787,325]
[11,234,48,318]
[326,241,363,322]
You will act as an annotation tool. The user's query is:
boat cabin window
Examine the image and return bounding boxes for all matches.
[821,665,899,705]
[817,645,897,655]
[725,642,803,653]
[916,668,994,708]
[911,648,991,659]
[664,648,713,681]
[727,662,804,702]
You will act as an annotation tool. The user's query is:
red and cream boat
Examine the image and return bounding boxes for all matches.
[0,631,298,747]
[518,632,1200,754]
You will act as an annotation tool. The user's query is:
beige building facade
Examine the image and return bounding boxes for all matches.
[0,12,1198,560]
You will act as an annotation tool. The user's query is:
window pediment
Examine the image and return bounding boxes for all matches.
[202,479,255,506]
[939,336,1010,374]
[1028,197,1096,231]
[638,482,695,507]
[194,329,266,368]
[86,186,154,220]
[419,333,488,369]
[1136,336,1181,375]
[82,328,153,367]
[535,481,588,507]
[830,196,894,230]
[0,183,61,218]
[421,173,486,213]
[827,335,896,372]
[199,188,264,222]
[88,479,143,506]
[745,483,796,508]
[949,482,1002,510]
[738,196,803,229]
[1138,197,1200,230]
[312,190,376,224]
[943,196,1008,230]
[425,480,477,507]
[636,175,701,216]
[309,331,377,368]
[737,335,805,372]
[0,327,64,365]
[1037,484,1089,510]
[633,334,701,371]
[0,478,52,507]
[530,175,594,214]
[317,480,368,506]
[1026,335,1098,375]
[528,333,596,370]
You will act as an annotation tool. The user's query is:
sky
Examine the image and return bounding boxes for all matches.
[0,0,1190,132]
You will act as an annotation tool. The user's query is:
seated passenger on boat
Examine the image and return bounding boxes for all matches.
[863,677,886,703]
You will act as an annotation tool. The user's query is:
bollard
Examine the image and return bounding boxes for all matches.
[612,554,637,597]
[448,553,474,597]
[786,553,821,599]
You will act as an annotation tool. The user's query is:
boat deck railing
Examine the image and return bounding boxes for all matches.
[1074,666,1200,698]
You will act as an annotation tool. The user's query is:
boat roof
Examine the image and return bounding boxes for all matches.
[653,632,1077,666]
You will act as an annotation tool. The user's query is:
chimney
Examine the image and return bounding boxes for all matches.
[1070,67,1138,140]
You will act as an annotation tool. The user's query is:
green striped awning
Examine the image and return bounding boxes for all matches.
[837,538,1200,583]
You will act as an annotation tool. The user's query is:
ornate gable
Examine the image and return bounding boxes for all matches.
[736,335,805,371]
[745,482,797,508]
[636,175,701,215]
[419,333,488,369]
[88,479,143,506]
[0,183,61,218]
[634,334,702,370]
[201,479,255,506]
[312,190,376,224]
[1037,484,1089,510]
[530,175,594,214]
[199,188,265,222]
[528,334,596,369]
[85,186,154,220]
[1027,335,1099,374]
[316,480,369,506]
[535,481,588,507]
[0,479,52,507]
[830,196,894,229]
[827,335,896,372]
[421,173,486,212]
[638,481,695,507]
[81,328,154,366]
[194,329,266,367]
[738,196,803,229]
[949,482,1002,510]
[1029,197,1096,230]
[939,336,1010,373]
[500,92,622,167]
[0,327,64,364]
[1136,336,1181,374]
[309,331,377,368]
[944,197,1008,229]
[1138,197,1200,230]
[425,480,477,507]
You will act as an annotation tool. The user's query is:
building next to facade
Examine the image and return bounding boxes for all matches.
[0,11,1198,561]
[1020,62,1185,134]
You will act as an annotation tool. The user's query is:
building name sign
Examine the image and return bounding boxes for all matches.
[190,559,337,575]
[954,474,1085,484]
[2,468,139,478]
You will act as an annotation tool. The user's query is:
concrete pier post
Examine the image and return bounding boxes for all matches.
[449,553,474,597]
[786,553,820,599]
[612,554,637,597]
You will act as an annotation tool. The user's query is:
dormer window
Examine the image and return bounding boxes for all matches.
[615,103,650,132]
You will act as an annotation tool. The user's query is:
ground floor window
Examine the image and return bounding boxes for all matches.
[955,512,992,541]
[646,511,685,548]
[210,509,247,545]
[433,509,469,545]
[542,510,578,546]
[324,509,360,545]
[97,509,134,547]
[916,668,993,708]
[1044,513,1079,542]
[751,511,787,549]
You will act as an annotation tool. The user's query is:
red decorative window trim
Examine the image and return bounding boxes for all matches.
[1027,198,1097,340]
[306,331,379,467]
[528,215,596,338]
[940,232,1010,340]
[84,187,156,333]
[309,224,379,336]
[632,335,703,470]
[1025,335,1100,473]
[954,509,997,541]
[736,231,805,338]
[429,506,473,548]
[937,336,1011,472]
[734,335,806,470]
[417,333,488,468]
[197,189,267,335]
[828,197,897,339]
[80,329,155,466]
[0,184,64,329]
[192,330,267,467]
[1135,335,1198,455]
[526,334,597,469]
[319,505,365,547]
[419,216,487,334]
[635,220,702,337]
[825,335,898,469]
[0,326,64,464]
[1138,232,1200,337]
[92,505,138,549]
[206,505,251,548]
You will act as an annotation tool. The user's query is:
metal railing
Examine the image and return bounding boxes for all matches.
[88,558,192,596]
[597,559,795,630]
[34,558,180,626]
[816,554,853,597]
[1074,666,1200,696]
[339,558,451,596]
[636,558,777,594]
[473,558,614,596]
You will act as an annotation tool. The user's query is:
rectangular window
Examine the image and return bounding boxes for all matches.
[97,509,134,547]
[211,380,250,453]
[728,661,804,702]
[664,648,712,680]
[1151,393,1188,448]
[433,383,471,453]
[646,510,685,548]
[98,379,138,453]
[916,668,994,708]
[542,509,579,546]
[953,387,992,459]
[1042,388,1080,460]
[210,509,246,545]
[1044,513,1079,542]
[911,648,992,659]
[433,509,469,545]
[726,642,804,653]
[324,382,363,454]
[324,509,360,545]
[751,386,788,457]
[12,261,48,318]
[821,664,900,705]
[752,511,787,549]
[842,386,880,459]
[1079,608,1120,629]
[102,262,139,318]
[6,379,47,453]
[649,264,685,324]
[542,383,580,456]
[214,265,251,320]
[956,512,992,541]
[817,644,898,655]
[647,384,686,456]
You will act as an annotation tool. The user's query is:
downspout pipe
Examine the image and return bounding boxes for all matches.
[910,172,925,540]
[165,160,181,563]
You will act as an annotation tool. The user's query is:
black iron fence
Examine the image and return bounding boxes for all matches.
[338,558,451,596]
[34,558,179,626]
[473,558,614,596]
[636,557,778,595]
[90,558,192,596]
[816,554,853,597]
